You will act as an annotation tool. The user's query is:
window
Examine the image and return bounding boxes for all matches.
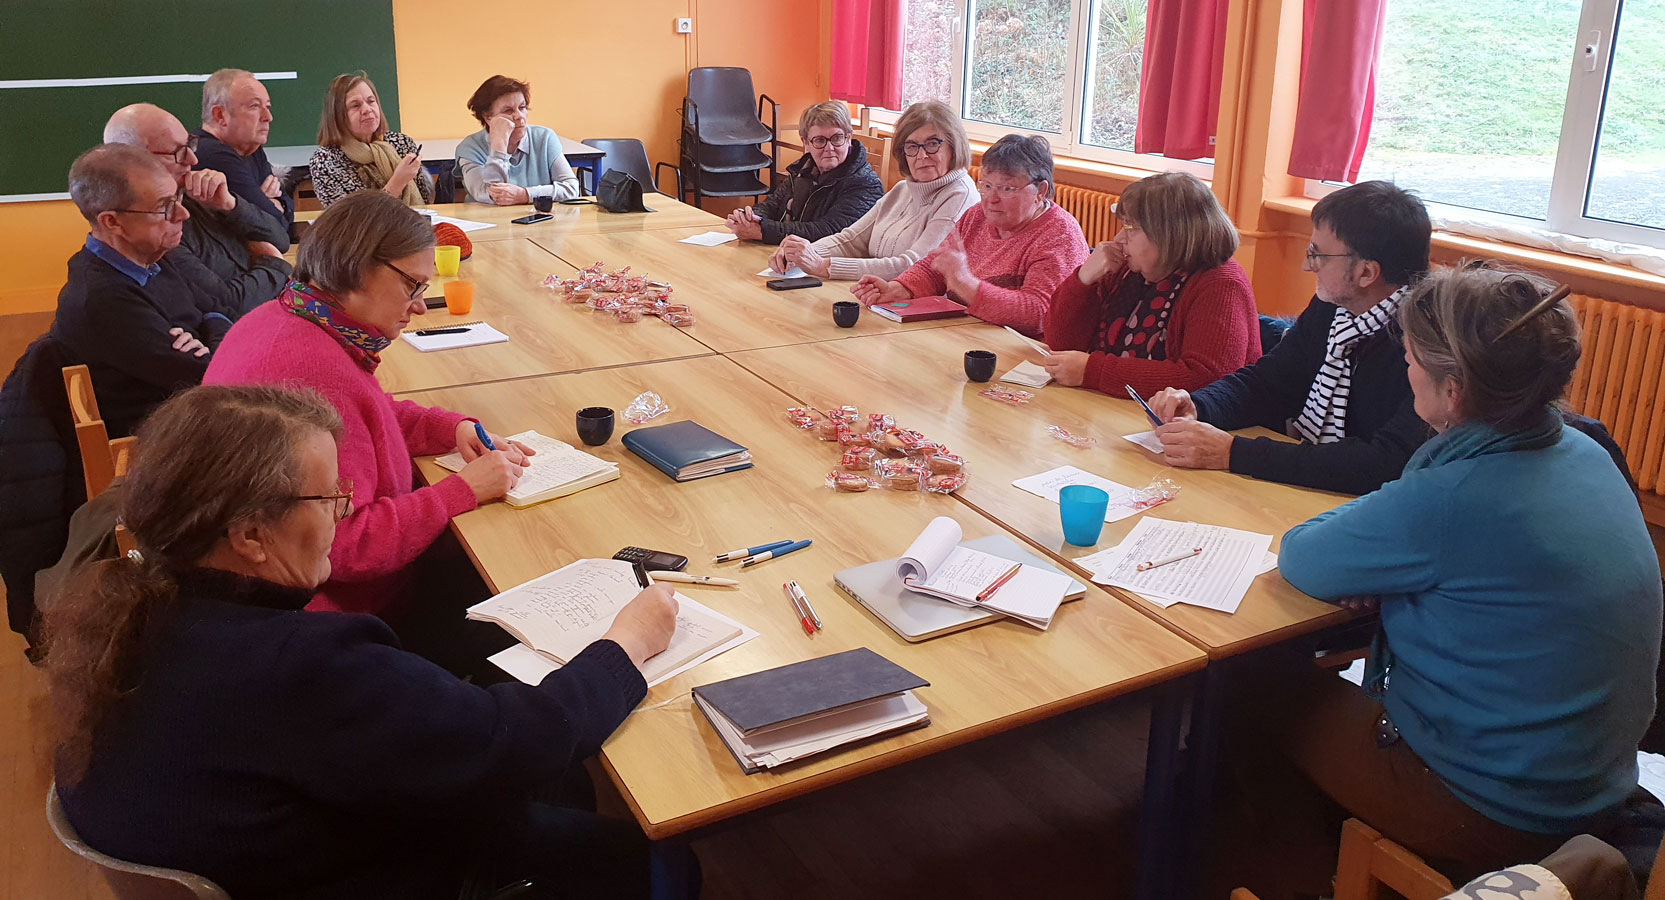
[1338,0,1665,249]
[889,0,1210,172]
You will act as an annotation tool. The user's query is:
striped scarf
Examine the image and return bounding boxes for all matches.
[1289,287,1407,444]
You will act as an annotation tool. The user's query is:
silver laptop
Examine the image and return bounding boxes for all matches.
[833,534,1087,642]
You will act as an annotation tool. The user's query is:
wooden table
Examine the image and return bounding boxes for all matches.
[375,239,713,395]
[296,195,724,242]
[404,355,1204,847]
[531,229,969,353]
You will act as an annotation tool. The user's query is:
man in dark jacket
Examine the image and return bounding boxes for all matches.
[104,103,291,314]
[725,102,883,245]
[1148,181,1434,495]
[0,336,80,654]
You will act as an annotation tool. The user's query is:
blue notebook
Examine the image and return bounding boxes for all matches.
[622,419,753,482]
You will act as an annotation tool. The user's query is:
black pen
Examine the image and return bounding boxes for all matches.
[633,562,650,589]
[414,326,471,336]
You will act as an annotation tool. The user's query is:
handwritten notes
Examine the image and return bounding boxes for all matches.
[1011,466,1146,524]
[1075,518,1272,615]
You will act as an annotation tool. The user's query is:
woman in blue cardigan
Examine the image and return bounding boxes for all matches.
[1278,265,1661,877]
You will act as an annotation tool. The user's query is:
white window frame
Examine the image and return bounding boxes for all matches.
[1306,0,1664,251]
[869,0,1214,179]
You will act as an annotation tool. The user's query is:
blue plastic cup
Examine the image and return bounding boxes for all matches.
[1059,485,1111,546]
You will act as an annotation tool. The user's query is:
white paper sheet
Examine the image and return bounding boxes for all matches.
[1002,326,1052,357]
[434,431,617,504]
[1077,518,1272,615]
[756,265,808,278]
[999,360,1052,388]
[1123,431,1166,454]
[891,516,1068,627]
[399,322,509,352]
[1010,466,1145,524]
[1638,751,1665,805]
[416,210,497,233]
[679,231,738,246]
[895,516,962,585]
[1337,658,1366,687]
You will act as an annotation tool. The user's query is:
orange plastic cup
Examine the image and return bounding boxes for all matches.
[443,281,475,315]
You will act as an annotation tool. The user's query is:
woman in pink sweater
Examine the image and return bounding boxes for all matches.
[851,134,1088,337]
[1042,172,1260,397]
[205,191,530,619]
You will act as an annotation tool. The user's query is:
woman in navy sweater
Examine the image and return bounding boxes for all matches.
[1279,266,1661,877]
[42,384,679,900]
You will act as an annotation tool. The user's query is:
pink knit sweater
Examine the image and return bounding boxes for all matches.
[892,201,1089,336]
[204,300,478,615]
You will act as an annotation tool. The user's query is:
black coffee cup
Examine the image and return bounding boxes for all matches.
[964,350,997,383]
[576,406,615,446]
[832,300,861,328]
[533,195,554,214]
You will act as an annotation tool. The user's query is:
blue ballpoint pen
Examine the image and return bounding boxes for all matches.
[1124,384,1165,430]
[741,539,812,568]
[474,422,497,451]
[714,540,794,563]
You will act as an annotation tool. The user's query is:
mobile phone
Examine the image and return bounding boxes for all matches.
[511,213,553,225]
[767,276,823,291]
[613,547,689,572]
[559,198,594,206]
[424,296,447,310]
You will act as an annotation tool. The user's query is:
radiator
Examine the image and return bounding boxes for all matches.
[1567,294,1665,495]
[967,165,1121,245]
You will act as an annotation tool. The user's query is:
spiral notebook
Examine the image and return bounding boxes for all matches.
[433,430,619,508]
[400,320,508,351]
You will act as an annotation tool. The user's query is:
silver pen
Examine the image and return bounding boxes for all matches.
[787,580,822,630]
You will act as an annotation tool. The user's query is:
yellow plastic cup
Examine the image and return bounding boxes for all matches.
[434,245,461,276]
[443,280,475,316]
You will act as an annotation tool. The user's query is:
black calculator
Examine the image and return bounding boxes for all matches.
[613,547,688,572]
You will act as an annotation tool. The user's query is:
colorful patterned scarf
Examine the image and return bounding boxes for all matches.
[280,281,390,371]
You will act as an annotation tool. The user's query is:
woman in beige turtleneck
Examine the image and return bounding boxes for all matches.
[769,101,978,281]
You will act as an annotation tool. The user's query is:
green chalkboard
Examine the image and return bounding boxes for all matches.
[0,0,398,196]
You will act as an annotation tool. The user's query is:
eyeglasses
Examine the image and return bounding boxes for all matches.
[383,261,430,304]
[1304,244,1355,268]
[806,132,850,149]
[150,134,199,165]
[977,179,1037,197]
[902,137,946,158]
[295,477,355,521]
[111,188,187,218]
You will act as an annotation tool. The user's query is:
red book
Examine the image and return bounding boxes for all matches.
[871,295,968,323]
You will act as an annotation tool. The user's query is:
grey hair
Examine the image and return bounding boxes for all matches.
[981,134,1056,199]
[295,190,435,295]
[67,144,166,223]
[202,68,256,125]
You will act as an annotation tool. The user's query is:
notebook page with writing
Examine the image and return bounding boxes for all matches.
[435,431,617,505]
[893,517,1070,624]
[1082,518,1271,614]
[895,516,962,589]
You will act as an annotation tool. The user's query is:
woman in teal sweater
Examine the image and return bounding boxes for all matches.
[1279,265,1661,876]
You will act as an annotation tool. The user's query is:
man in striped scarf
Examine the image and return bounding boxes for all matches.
[1147,181,1433,495]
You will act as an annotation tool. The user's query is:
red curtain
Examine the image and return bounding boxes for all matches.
[830,0,906,111]
[1288,0,1389,182]
[1135,0,1228,159]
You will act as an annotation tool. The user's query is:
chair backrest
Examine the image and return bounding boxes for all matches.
[46,784,233,900]
[581,139,658,192]
[687,67,759,121]
[1333,819,1454,900]
[851,131,894,187]
[62,365,129,499]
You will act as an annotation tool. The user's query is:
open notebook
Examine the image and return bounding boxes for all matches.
[434,431,619,508]
[400,320,508,352]
[894,517,1075,629]
[467,558,747,685]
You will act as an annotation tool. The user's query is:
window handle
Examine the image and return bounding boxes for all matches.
[1583,29,1602,73]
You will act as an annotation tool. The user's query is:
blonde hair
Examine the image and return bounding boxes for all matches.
[891,100,970,180]
[1115,172,1239,275]
[317,72,386,147]
[798,101,852,138]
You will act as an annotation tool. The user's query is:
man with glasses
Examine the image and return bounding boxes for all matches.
[1147,180,1433,494]
[193,69,292,237]
[105,103,291,314]
[726,101,882,245]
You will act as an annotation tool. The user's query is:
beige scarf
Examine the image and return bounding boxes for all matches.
[340,136,423,206]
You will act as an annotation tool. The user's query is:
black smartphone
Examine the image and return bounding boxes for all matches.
[559,198,594,205]
[613,547,689,572]
[767,276,823,291]
[511,213,553,225]
[423,296,446,310]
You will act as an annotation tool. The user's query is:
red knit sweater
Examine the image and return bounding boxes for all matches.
[1044,258,1261,397]
[204,300,478,615]
[893,202,1088,337]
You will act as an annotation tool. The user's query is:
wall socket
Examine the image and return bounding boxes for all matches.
[674,17,693,33]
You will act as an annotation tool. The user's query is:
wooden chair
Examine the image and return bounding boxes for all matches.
[47,784,231,900]
[62,365,136,499]
[851,131,894,187]
[1333,818,1454,900]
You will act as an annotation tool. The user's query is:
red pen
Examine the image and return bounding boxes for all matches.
[976,563,1023,603]
[782,583,814,636]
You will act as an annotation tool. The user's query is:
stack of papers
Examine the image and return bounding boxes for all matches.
[756,265,808,278]
[895,517,1073,628]
[699,692,929,770]
[1075,517,1275,615]
[1000,361,1052,387]
[678,231,738,246]
[1011,466,1153,524]
[434,430,619,508]
[400,321,508,352]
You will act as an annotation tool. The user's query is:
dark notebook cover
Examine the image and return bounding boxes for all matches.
[621,419,752,481]
[692,647,929,735]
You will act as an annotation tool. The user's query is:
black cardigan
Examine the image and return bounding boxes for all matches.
[177,194,292,315]
[752,140,884,245]
[58,567,646,900]
[1191,295,1431,495]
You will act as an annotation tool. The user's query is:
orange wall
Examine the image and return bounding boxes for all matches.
[0,0,828,316]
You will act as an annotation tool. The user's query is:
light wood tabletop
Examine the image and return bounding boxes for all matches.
[727,324,1356,659]
[530,229,969,353]
[403,354,1205,838]
[375,239,714,395]
[296,195,725,242]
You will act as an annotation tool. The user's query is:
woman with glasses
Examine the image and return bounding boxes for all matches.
[1040,172,1260,396]
[1275,266,1661,879]
[45,383,678,900]
[853,133,1089,336]
[726,101,883,245]
[204,191,530,647]
[768,101,977,280]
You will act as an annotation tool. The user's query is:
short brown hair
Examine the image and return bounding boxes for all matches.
[891,100,970,180]
[798,101,852,137]
[1115,172,1239,274]
[466,75,531,127]
[295,190,434,295]
[1400,264,1581,433]
[317,72,385,147]
[67,144,167,224]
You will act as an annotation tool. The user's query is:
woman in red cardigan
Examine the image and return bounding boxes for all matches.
[1041,172,1260,396]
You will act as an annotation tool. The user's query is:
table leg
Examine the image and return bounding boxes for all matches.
[650,836,694,900]
[1136,675,1191,900]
